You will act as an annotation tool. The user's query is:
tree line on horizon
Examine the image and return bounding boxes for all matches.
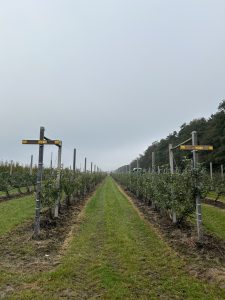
[126,100,225,172]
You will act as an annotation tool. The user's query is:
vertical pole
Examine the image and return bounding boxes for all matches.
[55,144,62,218]
[50,152,53,169]
[30,155,33,176]
[221,165,224,180]
[34,126,45,238]
[129,164,131,190]
[84,157,87,173]
[157,166,160,174]
[192,131,202,242]
[169,144,176,223]
[136,158,139,197]
[91,162,93,174]
[10,160,13,176]
[152,152,155,173]
[210,162,213,181]
[169,144,174,174]
[73,148,76,173]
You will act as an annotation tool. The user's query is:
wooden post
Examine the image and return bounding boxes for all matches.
[73,148,76,173]
[30,155,33,175]
[152,152,155,173]
[9,160,13,176]
[210,162,213,180]
[136,158,139,197]
[169,144,177,223]
[54,144,62,217]
[169,144,174,174]
[84,157,87,173]
[192,131,202,242]
[34,126,45,238]
[50,152,53,169]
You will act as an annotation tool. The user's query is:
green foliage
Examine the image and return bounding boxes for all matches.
[113,167,211,223]
[211,173,225,201]
[41,177,59,208]
[42,169,106,210]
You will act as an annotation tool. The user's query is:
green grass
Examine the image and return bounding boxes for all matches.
[0,186,34,197]
[207,191,225,202]
[6,177,225,299]
[202,204,225,240]
[0,195,35,236]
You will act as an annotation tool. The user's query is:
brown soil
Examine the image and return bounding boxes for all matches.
[119,185,225,289]
[204,197,225,209]
[0,190,34,202]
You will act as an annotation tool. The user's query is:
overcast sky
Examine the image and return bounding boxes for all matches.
[0,0,224,171]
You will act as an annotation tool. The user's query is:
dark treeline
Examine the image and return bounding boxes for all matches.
[125,101,225,172]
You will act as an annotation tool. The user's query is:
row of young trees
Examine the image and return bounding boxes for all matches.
[0,163,37,197]
[113,167,225,224]
[42,169,105,219]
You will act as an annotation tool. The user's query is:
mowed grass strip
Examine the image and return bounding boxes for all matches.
[7,177,225,299]
[202,204,225,240]
[0,195,35,236]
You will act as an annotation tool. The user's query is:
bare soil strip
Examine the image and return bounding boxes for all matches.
[204,197,225,209]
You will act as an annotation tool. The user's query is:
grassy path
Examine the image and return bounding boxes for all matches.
[5,177,225,299]
[202,204,225,240]
[0,195,34,236]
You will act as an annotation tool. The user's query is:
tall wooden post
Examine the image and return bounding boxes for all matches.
[54,144,62,217]
[169,144,174,174]
[152,152,155,173]
[192,131,202,242]
[50,152,53,169]
[73,148,76,173]
[210,162,213,180]
[34,126,45,238]
[84,157,87,173]
[169,144,177,223]
[9,160,13,176]
[30,155,33,175]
